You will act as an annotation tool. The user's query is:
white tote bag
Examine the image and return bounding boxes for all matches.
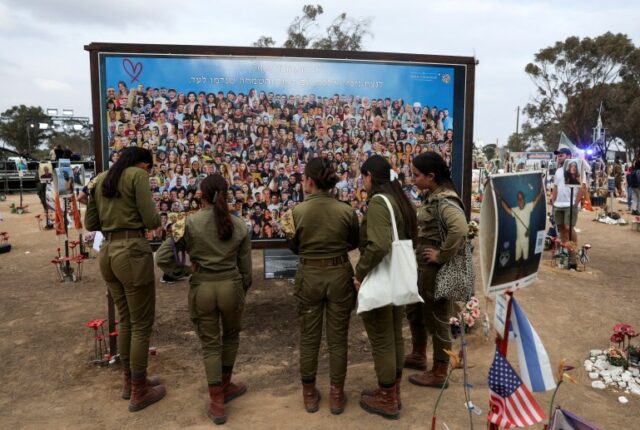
[357,195,423,314]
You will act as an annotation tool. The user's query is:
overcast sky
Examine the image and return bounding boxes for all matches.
[1,0,639,147]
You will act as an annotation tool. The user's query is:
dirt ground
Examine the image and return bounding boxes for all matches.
[1,193,639,429]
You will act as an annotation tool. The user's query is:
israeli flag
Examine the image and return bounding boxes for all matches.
[510,298,556,392]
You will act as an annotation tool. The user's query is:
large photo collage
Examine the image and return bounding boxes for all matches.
[101,55,458,241]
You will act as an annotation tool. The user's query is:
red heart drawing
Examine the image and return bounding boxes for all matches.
[122,58,143,84]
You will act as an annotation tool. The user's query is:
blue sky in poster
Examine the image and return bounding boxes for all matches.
[103,55,455,117]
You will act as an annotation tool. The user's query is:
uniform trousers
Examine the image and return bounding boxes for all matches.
[189,271,245,385]
[295,262,355,386]
[99,237,155,373]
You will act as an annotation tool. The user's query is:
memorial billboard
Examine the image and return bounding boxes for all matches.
[86,43,475,246]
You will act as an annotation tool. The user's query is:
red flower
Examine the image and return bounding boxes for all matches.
[611,333,624,344]
[613,323,633,334]
[86,319,106,329]
[627,328,639,338]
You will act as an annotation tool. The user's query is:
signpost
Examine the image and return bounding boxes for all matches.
[263,249,299,279]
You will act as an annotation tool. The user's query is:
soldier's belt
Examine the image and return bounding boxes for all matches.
[104,229,145,241]
[191,266,239,282]
[194,266,238,275]
[299,255,349,267]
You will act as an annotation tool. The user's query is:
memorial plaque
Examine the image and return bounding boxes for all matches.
[264,249,298,279]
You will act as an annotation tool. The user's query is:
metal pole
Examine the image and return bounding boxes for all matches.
[26,124,30,158]
[568,187,574,270]
[108,291,118,358]
[515,106,520,136]
[64,197,71,278]
[19,174,23,208]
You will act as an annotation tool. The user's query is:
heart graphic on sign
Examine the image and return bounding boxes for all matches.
[122,58,143,84]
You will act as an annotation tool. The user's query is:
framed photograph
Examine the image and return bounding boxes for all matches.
[71,164,86,188]
[480,171,547,295]
[563,158,583,188]
[54,159,74,196]
[38,162,54,183]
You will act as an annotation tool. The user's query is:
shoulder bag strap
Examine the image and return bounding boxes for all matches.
[433,198,447,242]
[373,194,400,242]
[434,197,465,242]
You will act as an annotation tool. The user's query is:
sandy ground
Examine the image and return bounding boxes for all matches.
[1,193,639,429]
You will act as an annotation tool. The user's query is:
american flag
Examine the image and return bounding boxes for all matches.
[488,348,545,429]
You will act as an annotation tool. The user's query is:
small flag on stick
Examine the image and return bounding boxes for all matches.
[488,347,545,429]
[510,297,556,392]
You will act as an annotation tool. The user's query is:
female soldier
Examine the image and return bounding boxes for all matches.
[354,155,417,420]
[288,158,359,415]
[156,175,252,425]
[84,147,165,412]
[406,152,467,388]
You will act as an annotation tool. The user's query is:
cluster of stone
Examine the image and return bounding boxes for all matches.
[585,349,640,398]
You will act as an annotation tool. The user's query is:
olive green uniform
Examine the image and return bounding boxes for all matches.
[355,193,408,386]
[85,167,160,373]
[289,192,359,386]
[156,207,251,385]
[406,186,467,363]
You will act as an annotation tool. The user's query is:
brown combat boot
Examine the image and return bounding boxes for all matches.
[128,371,166,412]
[122,368,161,400]
[359,384,399,420]
[408,361,449,388]
[302,382,321,413]
[207,385,226,425]
[395,376,402,410]
[361,376,402,410]
[403,341,427,371]
[329,384,346,415]
[221,372,247,403]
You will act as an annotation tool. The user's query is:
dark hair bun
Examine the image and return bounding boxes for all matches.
[305,157,337,190]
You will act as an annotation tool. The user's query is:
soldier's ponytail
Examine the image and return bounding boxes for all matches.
[102,147,152,198]
[200,174,233,241]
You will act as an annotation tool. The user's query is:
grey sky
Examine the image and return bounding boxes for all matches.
[1,0,639,147]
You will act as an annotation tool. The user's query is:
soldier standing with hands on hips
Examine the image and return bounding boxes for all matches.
[406,152,468,389]
[286,157,360,415]
[85,147,166,412]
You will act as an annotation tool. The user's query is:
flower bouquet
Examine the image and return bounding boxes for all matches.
[610,323,639,367]
[450,296,481,339]
[467,220,479,239]
[606,346,628,368]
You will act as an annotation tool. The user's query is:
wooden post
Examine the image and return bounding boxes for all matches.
[499,292,514,356]
[490,291,514,429]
